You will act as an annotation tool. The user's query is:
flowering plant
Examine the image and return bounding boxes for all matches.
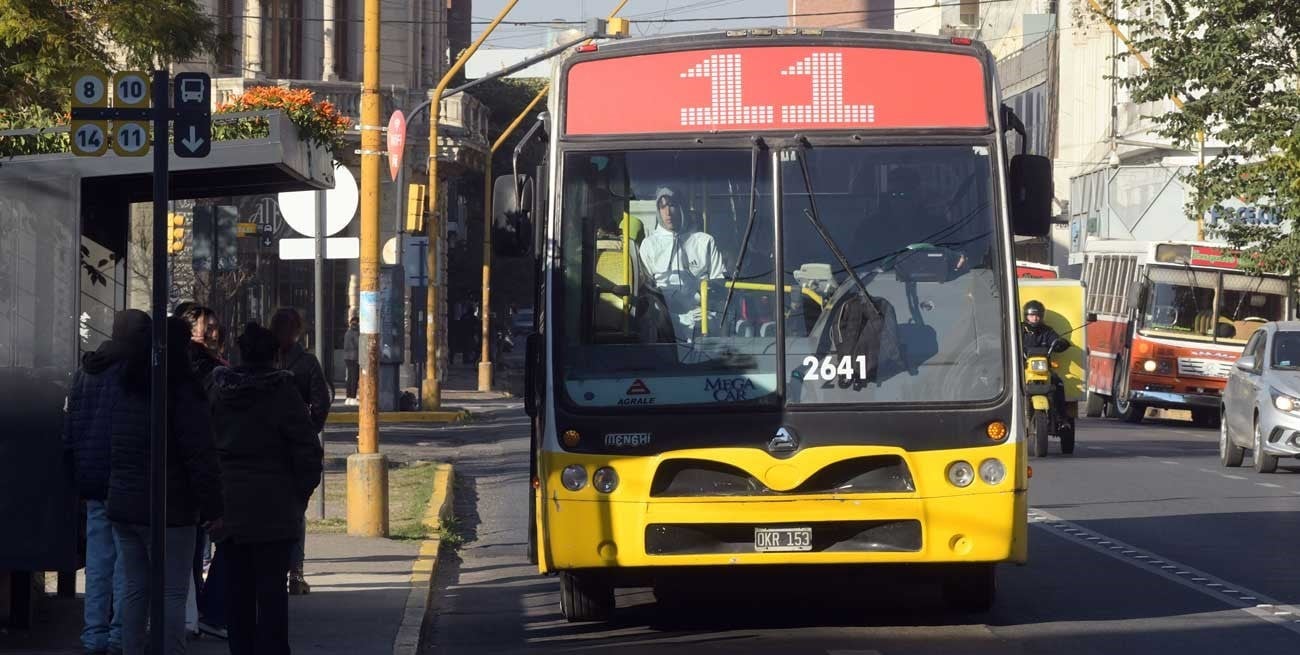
[214,86,352,152]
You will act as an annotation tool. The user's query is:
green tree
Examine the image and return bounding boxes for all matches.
[1119,0,1300,272]
[0,0,217,113]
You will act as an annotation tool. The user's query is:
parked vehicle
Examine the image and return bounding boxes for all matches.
[1220,322,1300,473]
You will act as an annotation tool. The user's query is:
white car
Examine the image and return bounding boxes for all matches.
[1221,321,1300,473]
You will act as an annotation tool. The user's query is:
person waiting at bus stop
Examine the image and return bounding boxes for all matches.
[64,309,151,655]
[638,187,726,339]
[208,322,323,655]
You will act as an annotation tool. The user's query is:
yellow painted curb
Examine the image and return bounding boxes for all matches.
[393,462,455,655]
[326,409,470,425]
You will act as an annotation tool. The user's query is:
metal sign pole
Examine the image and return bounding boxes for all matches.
[148,68,171,655]
[314,189,327,520]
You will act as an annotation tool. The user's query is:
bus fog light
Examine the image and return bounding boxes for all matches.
[946,461,975,488]
[561,465,588,491]
[1143,360,1157,372]
[979,459,1006,485]
[593,467,619,493]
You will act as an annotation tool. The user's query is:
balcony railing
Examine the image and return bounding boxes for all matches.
[213,78,490,153]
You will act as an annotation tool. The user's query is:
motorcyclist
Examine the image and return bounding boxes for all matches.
[1021,299,1069,421]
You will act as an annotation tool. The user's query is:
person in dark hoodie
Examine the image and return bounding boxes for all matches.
[181,305,226,387]
[109,316,224,655]
[208,322,323,654]
[269,307,330,595]
[64,309,150,655]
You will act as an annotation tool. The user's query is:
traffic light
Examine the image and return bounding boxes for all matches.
[405,183,427,233]
[167,213,187,254]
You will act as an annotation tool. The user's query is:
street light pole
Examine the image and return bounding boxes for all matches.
[423,0,520,410]
[347,0,388,537]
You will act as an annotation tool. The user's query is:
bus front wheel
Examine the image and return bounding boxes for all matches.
[1110,396,1146,423]
[560,571,614,622]
[942,564,996,612]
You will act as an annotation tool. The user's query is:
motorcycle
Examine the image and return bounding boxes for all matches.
[1023,315,1094,458]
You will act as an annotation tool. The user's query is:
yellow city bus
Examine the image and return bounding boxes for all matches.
[494,28,1053,621]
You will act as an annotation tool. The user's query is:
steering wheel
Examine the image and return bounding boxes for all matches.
[1241,316,1269,323]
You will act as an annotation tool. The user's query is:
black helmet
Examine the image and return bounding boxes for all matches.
[1024,300,1044,321]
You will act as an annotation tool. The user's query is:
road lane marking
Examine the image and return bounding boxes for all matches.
[1257,483,1283,488]
[1160,460,1180,465]
[1030,508,1300,638]
[1221,474,1248,480]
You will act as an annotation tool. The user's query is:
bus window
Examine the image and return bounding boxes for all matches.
[1218,273,1288,343]
[558,149,779,409]
[780,145,1004,405]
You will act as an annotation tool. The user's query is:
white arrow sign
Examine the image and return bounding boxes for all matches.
[180,125,206,153]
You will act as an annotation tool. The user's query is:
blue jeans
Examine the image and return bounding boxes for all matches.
[113,522,195,655]
[82,501,124,653]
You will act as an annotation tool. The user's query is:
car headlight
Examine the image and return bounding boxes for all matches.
[1272,389,1300,414]
[561,465,588,491]
[1030,359,1049,373]
[1143,360,1158,372]
[946,461,975,488]
[593,467,619,493]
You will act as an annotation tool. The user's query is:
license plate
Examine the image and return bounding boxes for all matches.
[753,527,812,552]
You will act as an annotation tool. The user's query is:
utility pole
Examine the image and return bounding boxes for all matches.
[424,0,521,409]
[348,0,388,537]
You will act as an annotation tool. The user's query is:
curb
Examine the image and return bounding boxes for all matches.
[325,410,470,425]
[392,462,455,655]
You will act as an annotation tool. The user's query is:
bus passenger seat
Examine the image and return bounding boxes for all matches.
[594,239,634,336]
[759,322,777,338]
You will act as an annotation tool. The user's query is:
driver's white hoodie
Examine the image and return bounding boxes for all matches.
[639,227,726,297]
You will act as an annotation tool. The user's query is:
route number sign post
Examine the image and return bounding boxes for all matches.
[70,69,211,655]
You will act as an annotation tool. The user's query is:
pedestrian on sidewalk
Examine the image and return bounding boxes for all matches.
[208,322,324,655]
[64,309,151,655]
[343,314,359,406]
[110,317,224,655]
[179,305,228,636]
[270,307,331,595]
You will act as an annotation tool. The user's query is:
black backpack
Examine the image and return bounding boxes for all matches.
[828,293,907,384]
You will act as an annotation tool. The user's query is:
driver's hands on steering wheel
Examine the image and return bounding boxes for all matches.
[677,308,702,328]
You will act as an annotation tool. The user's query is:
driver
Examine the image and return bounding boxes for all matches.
[639,187,727,333]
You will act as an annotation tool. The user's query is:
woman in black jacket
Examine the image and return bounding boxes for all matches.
[208,323,323,654]
[109,317,224,655]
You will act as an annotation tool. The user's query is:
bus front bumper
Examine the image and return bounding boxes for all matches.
[539,445,1027,571]
[1128,389,1221,409]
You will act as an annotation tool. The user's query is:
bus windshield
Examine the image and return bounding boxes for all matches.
[1141,267,1286,343]
[557,145,1005,409]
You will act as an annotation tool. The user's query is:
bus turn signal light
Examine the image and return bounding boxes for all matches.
[986,421,1008,441]
[563,430,581,447]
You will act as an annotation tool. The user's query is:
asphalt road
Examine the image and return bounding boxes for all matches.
[393,411,1300,654]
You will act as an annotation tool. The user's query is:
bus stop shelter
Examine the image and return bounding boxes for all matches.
[0,111,332,627]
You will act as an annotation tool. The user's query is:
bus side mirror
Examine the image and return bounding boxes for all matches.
[1086,312,1098,323]
[493,175,534,258]
[1009,154,1052,238]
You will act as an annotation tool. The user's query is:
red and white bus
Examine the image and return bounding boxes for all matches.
[1080,240,1291,424]
[1016,260,1058,279]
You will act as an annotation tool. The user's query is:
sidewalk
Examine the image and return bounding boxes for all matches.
[326,363,522,424]
[2,534,419,655]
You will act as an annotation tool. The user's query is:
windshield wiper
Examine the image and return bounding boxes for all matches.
[793,138,872,299]
[719,136,767,328]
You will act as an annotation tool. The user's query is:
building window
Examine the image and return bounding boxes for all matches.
[960,0,979,26]
[261,0,304,79]
[335,0,350,79]
[217,0,237,74]
[867,0,895,30]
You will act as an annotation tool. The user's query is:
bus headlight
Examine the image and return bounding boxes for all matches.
[593,467,619,493]
[946,461,975,488]
[979,459,1006,485]
[561,465,588,491]
[1143,360,1158,372]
